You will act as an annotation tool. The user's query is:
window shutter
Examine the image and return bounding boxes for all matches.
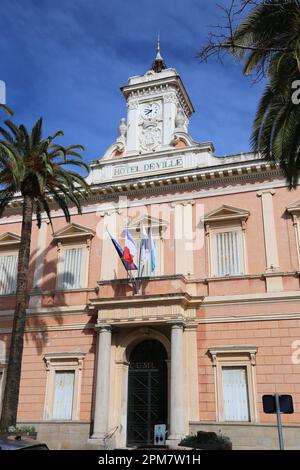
[0,254,18,294]
[52,371,75,420]
[62,247,83,289]
[215,231,241,276]
[222,367,250,421]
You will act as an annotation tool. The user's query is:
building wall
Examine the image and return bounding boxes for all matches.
[17,321,96,422]
[1,172,300,449]
[197,319,300,424]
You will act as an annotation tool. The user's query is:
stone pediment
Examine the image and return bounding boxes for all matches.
[0,232,21,247]
[287,200,300,215]
[203,205,250,224]
[53,223,95,241]
[127,215,168,232]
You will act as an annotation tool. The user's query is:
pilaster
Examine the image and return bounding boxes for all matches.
[257,190,283,291]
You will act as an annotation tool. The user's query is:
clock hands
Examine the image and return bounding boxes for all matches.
[143,104,159,119]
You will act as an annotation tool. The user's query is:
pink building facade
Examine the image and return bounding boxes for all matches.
[0,51,300,449]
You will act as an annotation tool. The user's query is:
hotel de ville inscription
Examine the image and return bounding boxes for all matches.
[113,157,183,178]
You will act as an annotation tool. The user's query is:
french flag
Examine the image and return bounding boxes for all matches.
[123,229,138,270]
[108,230,124,259]
[106,229,137,271]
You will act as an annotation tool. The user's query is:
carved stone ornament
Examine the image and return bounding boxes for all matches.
[164,92,177,104]
[139,124,161,152]
[127,99,139,110]
[175,108,186,131]
[116,118,127,145]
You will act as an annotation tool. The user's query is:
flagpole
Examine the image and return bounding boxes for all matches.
[107,225,140,295]
[136,229,143,294]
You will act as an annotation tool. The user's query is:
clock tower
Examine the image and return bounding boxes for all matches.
[117,38,195,157]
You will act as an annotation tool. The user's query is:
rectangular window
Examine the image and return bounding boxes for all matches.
[0,254,18,294]
[214,231,242,276]
[62,247,83,289]
[52,371,75,420]
[222,366,250,421]
[44,353,84,421]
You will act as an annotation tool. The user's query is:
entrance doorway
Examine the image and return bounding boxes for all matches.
[127,339,168,447]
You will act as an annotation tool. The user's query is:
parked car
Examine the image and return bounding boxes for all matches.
[0,434,49,450]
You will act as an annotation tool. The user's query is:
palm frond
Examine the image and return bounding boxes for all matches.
[0,116,90,225]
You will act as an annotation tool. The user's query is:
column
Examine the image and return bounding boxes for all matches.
[92,324,112,439]
[257,190,283,291]
[100,211,118,280]
[168,321,187,441]
[116,361,129,448]
[185,324,200,422]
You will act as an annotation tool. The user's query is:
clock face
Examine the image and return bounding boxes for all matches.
[142,102,160,119]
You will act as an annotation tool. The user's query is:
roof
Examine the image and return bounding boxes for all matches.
[0,434,49,450]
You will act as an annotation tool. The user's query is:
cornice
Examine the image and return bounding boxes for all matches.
[202,289,300,306]
[86,167,282,202]
[190,421,300,429]
[97,274,188,286]
[198,312,300,324]
[89,292,204,310]
[1,312,300,333]
[0,159,283,215]
[0,177,288,223]
[120,75,194,115]
[1,322,95,334]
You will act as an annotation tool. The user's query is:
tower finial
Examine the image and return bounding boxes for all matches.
[151,33,167,73]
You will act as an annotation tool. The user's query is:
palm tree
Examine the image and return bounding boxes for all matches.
[199,0,300,188]
[230,0,300,188]
[0,116,89,430]
[0,104,13,116]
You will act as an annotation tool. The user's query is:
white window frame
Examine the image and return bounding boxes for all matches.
[0,249,18,295]
[43,353,84,421]
[286,205,300,268]
[209,346,258,423]
[203,206,249,278]
[126,218,167,277]
[57,242,89,290]
[53,223,95,290]
[209,224,247,277]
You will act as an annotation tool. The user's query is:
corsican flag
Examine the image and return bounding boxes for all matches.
[148,227,156,273]
[139,223,149,270]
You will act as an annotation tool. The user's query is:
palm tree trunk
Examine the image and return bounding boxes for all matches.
[0,195,34,430]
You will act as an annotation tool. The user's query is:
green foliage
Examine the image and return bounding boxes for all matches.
[8,425,36,434]
[229,0,300,189]
[0,116,90,224]
[0,104,13,116]
[179,431,232,450]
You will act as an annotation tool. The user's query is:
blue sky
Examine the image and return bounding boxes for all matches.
[0,0,265,162]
